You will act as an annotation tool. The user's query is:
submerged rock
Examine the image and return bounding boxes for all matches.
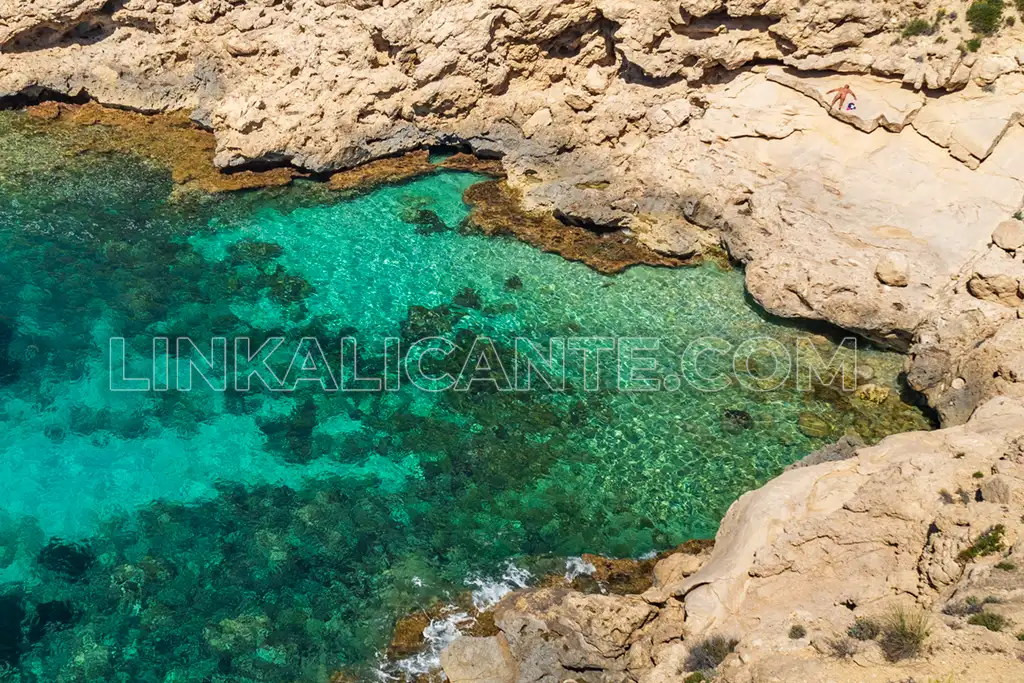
[854,383,891,404]
[461,181,689,275]
[0,594,26,667]
[721,409,754,432]
[37,539,95,581]
[27,600,76,644]
[797,412,834,439]
[403,207,451,235]
[23,103,296,194]
[452,287,482,309]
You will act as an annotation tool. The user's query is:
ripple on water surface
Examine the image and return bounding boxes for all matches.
[0,111,932,680]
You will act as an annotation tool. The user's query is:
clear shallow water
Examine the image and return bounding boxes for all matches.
[0,111,932,681]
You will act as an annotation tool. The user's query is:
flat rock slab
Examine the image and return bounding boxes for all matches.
[766,69,926,133]
[912,75,1024,165]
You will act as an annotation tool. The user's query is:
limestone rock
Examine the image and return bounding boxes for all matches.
[980,475,1014,504]
[912,77,1024,164]
[971,55,1020,87]
[993,219,1024,252]
[646,99,692,135]
[968,271,1022,308]
[875,252,909,287]
[440,635,518,683]
[767,70,926,133]
[521,107,552,138]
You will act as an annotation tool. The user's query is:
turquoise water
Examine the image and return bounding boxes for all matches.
[0,112,931,681]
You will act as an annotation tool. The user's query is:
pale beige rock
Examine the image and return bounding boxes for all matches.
[875,252,909,287]
[981,475,1014,504]
[767,70,926,133]
[521,107,552,138]
[645,98,692,135]
[972,54,1020,87]
[440,635,518,683]
[993,219,1024,251]
[912,77,1024,163]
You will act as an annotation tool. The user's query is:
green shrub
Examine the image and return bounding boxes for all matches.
[967,0,1005,34]
[968,611,1008,632]
[683,674,707,683]
[789,624,807,639]
[1017,632,1024,641]
[880,606,931,662]
[995,561,1016,571]
[848,617,881,640]
[958,525,1007,563]
[686,635,739,671]
[1015,211,1023,221]
[967,36,983,51]
[903,18,936,36]
[972,471,985,478]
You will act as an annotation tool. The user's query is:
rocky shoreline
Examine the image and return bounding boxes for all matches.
[3,0,1024,680]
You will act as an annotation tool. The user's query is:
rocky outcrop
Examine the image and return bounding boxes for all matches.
[2,0,1023,424]
[3,4,1024,679]
[443,397,1024,682]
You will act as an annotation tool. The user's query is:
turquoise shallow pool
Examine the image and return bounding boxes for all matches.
[0,111,931,681]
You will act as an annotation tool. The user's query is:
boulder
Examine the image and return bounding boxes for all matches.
[992,220,1024,252]
[875,252,909,287]
[440,635,518,683]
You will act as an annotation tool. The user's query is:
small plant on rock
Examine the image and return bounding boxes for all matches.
[967,0,1006,34]
[958,525,1007,563]
[880,606,931,662]
[1017,632,1024,641]
[789,624,807,639]
[943,596,984,616]
[686,635,739,672]
[827,635,859,658]
[903,18,936,36]
[966,36,984,51]
[995,561,1017,571]
[848,617,881,640]
[973,471,985,478]
[968,611,1009,632]
[683,674,707,683]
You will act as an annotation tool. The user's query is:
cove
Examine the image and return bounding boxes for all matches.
[0,110,932,681]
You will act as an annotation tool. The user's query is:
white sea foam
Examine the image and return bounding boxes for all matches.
[563,555,596,582]
[467,561,532,612]
[383,561,533,678]
[388,610,473,678]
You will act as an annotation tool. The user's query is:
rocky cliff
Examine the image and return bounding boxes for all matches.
[4,0,1023,424]
[3,1,1024,680]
